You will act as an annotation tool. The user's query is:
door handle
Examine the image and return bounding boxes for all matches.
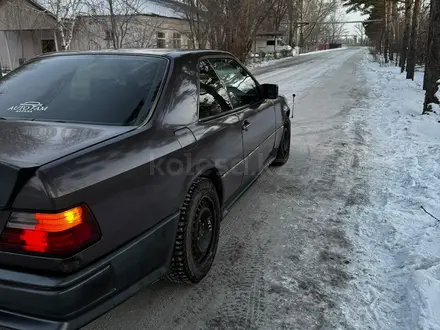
[242,120,251,131]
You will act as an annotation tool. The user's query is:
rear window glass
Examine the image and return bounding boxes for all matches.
[0,54,168,126]
[266,40,275,46]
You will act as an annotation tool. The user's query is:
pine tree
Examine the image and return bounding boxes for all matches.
[384,0,389,62]
[400,0,412,72]
[406,0,420,80]
[423,0,434,90]
[423,0,440,113]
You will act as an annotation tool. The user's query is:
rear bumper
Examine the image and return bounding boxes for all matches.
[0,213,179,330]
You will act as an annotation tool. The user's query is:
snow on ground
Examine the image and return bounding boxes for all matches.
[247,47,348,69]
[348,55,440,330]
[435,80,440,113]
[298,47,349,57]
[87,47,370,330]
[255,48,358,111]
[86,48,440,330]
[247,55,299,69]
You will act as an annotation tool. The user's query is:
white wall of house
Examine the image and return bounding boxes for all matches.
[0,0,56,31]
[0,0,195,71]
[0,0,57,71]
[0,30,57,70]
[70,15,193,51]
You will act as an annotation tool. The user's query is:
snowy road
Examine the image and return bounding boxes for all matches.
[85,48,375,330]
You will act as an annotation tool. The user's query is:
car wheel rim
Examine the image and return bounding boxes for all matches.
[192,196,215,266]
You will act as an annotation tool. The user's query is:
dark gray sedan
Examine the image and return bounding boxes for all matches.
[0,49,291,329]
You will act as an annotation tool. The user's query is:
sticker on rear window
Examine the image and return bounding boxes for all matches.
[7,101,48,113]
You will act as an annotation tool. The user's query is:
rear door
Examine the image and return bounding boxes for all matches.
[209,58,276,186]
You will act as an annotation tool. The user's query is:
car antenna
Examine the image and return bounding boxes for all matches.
[291,94,296,118]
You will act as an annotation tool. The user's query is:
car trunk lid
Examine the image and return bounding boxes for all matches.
[0,161,18,209]
[0,120,136,168]
[0,161,37,209]
[0,120,136,214]
[0,162,32,233]
[0,209,10,236]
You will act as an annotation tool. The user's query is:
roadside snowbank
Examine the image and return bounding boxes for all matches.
[362,56,440,330]
[247,47,348,69]
[436,79,440,101]
[435,80,440,113]
[247,55,298,69]
[298,46,348,56]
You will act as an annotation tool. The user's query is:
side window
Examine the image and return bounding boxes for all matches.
[209,58,261,108]
[198,60,232,119]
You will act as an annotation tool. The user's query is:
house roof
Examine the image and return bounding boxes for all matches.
[28,0,50,12]
[1,0,187,21]
[138,0,186,19]
[78,0,187,20]
[39,48,233,59]
[0,0,57,26]
[26,0,56,19]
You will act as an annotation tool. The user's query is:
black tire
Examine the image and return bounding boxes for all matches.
[166,178,221,284]
[272,121,291,166]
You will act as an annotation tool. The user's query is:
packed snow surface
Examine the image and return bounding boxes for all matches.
[84,49,440,330]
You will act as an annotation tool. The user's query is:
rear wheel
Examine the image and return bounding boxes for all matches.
[272,121,291,166]
[166,178,221,283]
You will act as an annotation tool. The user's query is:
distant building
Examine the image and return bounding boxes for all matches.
[0,0,192,72]
[0,0,58,72]
[70,2,192,51]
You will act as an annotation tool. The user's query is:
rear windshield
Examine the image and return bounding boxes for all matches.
[0,54,168,126]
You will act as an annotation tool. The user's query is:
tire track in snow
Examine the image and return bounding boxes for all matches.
[85,48,366,330]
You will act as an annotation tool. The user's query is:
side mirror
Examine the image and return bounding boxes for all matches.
[261,83,279,99]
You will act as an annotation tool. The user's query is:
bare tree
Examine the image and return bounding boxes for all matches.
[301,0,339,47]
[40,0,85,50]
[125,19,164,48]
[322,9,347,44]
[179,0,209,49]
[354,23,365,44]
[286,0,299,47]
[179,0,276,61]
[83,0,165,49]
[272,0,289,32]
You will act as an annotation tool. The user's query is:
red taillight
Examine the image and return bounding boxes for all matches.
[0,206,101,257]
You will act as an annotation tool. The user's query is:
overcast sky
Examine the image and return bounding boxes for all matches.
[345,10,368,35]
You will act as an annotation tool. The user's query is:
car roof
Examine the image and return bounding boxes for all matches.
[38,48,235,60]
